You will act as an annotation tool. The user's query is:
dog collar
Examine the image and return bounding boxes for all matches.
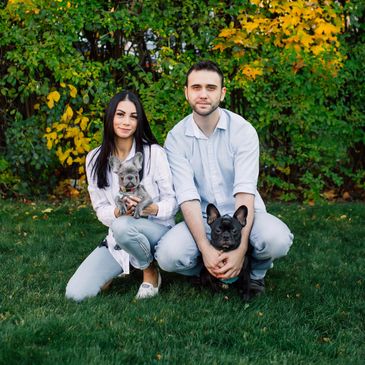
[220,277,239,284]
[121,187,136,193]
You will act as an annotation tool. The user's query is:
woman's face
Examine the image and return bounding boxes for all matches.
[113,100,138,141]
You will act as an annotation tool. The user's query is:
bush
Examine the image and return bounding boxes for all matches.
[0,0,364,201]
[5,114,58,196]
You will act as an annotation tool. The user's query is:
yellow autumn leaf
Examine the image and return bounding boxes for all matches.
[61,105,74,123]
[80,117,89,131]
[48,91,60,102]
[219,28,237,38]
[241,65,263,79]
[56,148,70,164]
[68,84,77,98]
[60,82,66,88]
[46,90,60,109]
[34,103,40,110]
[46,131,57,140]
[56,123,67,132]
[67,127,82,139]
[66,156,73,165]
[46,99,54,109]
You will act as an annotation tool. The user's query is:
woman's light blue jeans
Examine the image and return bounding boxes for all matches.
[65,216,169,302]
[155,211,294,280]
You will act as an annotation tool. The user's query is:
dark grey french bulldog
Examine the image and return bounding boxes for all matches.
[200,203,252,301]
[109,152,152,219]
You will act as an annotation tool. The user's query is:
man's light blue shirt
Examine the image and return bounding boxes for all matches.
[164,108,266,216]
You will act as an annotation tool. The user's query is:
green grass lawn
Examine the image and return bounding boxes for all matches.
[0,199,364,365]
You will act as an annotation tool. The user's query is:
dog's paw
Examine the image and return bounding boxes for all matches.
[133,210,141,219]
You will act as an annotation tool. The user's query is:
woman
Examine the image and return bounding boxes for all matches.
[66,91,177,301]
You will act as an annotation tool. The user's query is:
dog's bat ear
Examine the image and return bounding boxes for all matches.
[109,156,121,173]
[233,205,248,227]
[133,152,143,171]
[206,203,220,225]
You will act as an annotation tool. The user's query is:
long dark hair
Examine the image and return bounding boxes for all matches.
[90,91,158,189]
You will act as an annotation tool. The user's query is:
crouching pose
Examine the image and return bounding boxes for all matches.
[66,91,177,301]
[155,61,294,298]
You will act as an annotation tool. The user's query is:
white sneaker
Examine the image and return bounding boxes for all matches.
[135,271,162,299]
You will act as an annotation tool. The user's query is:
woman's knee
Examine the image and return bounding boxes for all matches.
[111,216,137,248]
[65,278,100,302]
[112,216,132,237]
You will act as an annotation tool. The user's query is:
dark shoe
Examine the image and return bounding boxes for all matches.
[250,278,265,298]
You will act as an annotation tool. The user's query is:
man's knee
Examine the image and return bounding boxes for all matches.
[252,223,294,260]
[155,224,200,273]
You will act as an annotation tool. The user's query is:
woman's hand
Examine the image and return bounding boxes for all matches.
[115,196,159,217]
[141,203,159,217]
[114,196,139,217]
[124,195,140,214]
[124,196,159,217]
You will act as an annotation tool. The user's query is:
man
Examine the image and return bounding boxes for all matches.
[155,60,293,296]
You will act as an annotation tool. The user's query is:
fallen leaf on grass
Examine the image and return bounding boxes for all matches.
[322,190,337,200]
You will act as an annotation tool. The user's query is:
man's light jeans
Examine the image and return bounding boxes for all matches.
[155,211,294,280]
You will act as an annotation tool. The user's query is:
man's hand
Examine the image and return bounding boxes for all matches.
[200,241,224,277]
[214,249,246,280]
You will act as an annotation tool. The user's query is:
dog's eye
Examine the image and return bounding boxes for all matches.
[232,228,237,234]
[215,228,222,234]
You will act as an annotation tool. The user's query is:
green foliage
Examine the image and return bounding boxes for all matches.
[0,0,364,200]
[0,154,20,197]
[5,115,58,195]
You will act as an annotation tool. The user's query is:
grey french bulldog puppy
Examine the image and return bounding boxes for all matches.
[109,152,153,219]
[200,203,252,301]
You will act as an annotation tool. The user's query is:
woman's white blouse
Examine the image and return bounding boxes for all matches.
[86,142,178,273]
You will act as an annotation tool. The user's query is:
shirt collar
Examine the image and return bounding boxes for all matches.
[125,139,136,161]
[185,108,228,139]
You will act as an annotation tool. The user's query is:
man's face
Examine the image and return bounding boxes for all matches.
[185,70,226,117]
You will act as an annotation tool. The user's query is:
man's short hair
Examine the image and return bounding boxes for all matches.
[185,60,224,87]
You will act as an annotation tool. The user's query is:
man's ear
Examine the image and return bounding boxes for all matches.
[206,203,221,225]
[184,86,189,100]
[220,86,227,102]
[109,156,121,173]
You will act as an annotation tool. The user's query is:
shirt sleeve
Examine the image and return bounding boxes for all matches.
[86,150,117,228]
[152,146,179,220]
[164,129,201,205]
[232,124,260,196]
